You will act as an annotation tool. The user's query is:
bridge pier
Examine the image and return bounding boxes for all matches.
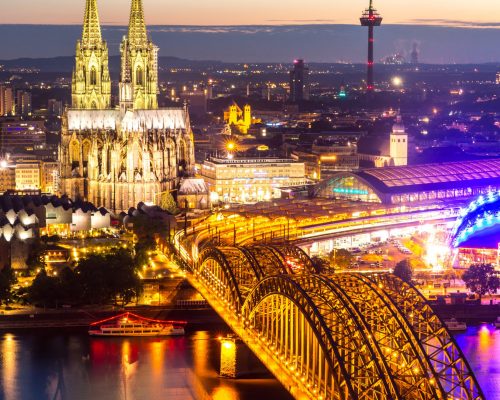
[219,335,252,378]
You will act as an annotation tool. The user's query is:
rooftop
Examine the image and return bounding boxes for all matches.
[356,158,500,193]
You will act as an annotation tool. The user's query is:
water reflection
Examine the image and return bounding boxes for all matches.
[2,327,498,400]
[0,331,292,400]
[1,334,18,400]
[454,324,500,400]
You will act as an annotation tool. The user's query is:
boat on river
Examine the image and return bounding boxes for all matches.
[88,312,186,337]
[444,318,467,332]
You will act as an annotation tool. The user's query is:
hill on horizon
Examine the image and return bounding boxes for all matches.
[1,24,500,64]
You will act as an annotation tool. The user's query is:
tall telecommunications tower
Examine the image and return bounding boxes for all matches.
[360,0,383,92]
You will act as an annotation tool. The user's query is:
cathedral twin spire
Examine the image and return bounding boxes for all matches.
[72,0,110,109]
[128,0,148,46]
[72,0,159,111]
[81,0,102,47]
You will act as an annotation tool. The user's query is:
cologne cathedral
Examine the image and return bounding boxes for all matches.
[60,0,194,212]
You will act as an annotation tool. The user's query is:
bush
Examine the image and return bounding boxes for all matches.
[393,259,413,283]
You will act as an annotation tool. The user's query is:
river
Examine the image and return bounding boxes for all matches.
[0,325,498,400]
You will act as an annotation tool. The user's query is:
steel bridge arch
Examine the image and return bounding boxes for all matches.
[369,274,484,400]
[242,274,357,400]
[243,245,288,276]
[266,244,319,274]
[192,245,484,400]
[196,247,247,311]
[239,273,484,400]
[331,273,444,399]
[196,244,319,309]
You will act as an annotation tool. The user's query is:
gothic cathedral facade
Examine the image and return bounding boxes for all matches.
[60,0,194,212]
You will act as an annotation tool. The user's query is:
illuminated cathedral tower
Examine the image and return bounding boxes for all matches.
[60,0,194,213]
[119,0,159,111]
[72,0,111,109]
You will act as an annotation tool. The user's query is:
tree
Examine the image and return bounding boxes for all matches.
[75,249,142,306]
[0,267,17,305]
[58,267,83,304]
[25,239,46,274]
[462,264,500,299]
[106,249,142,306]
[329,249,353,270]
[76,254,112,305]
[160,192,179,215]
[132,214,167,240]
[310,256,331,273]
[393,259,413,283]
[28,270,60,307]
[134,236,157,269]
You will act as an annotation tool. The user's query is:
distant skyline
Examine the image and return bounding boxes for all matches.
[2,24,500,64]
[2,0,500,27]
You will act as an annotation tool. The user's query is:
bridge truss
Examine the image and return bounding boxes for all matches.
[184,244,484,400]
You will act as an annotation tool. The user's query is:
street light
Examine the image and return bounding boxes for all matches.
[391,76,403,87]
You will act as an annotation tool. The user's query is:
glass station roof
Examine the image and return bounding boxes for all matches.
[357,159,500,192]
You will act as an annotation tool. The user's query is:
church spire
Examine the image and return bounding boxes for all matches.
[72,0,111,109]
[120,0,158,110]
[128,0,148,46]
[81,0,102,48]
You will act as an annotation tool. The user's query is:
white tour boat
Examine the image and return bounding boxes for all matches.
[444,318,467,332]
[89,312,186,337]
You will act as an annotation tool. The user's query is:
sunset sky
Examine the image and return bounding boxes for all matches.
[1,0,500,27]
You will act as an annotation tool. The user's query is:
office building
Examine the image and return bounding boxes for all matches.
[289,59,310,102]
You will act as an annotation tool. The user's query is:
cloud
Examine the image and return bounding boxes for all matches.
[266,19,338,23]
[103,25,280,34]
[408,19,500,28]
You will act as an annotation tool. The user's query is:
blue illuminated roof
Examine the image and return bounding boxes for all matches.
[451,191,500,248]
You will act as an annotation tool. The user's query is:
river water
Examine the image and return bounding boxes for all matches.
[0,326,498,400]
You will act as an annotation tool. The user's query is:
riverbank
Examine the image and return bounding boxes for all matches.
[0,306,225,331]
[432,304,500,324]
[1,303,499,331]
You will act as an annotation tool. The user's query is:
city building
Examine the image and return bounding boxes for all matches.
[41,161,59,194]
[358,113,409,167]
[16,90,32,116]
[15,162,41,191]
[0,86,14,116]
[13,160,58,193]
[201,157,307,204]
[0,166,15,192]
[223,102,260,134]
[177,178,210,210]
[0,119,46,153]
[315,158,500,205]
[0,194,113,269]
[289,59,310,102]
[48,99,64,117]
[389,113,408,166]
[291,140,359,181]
[60,0,195,212]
